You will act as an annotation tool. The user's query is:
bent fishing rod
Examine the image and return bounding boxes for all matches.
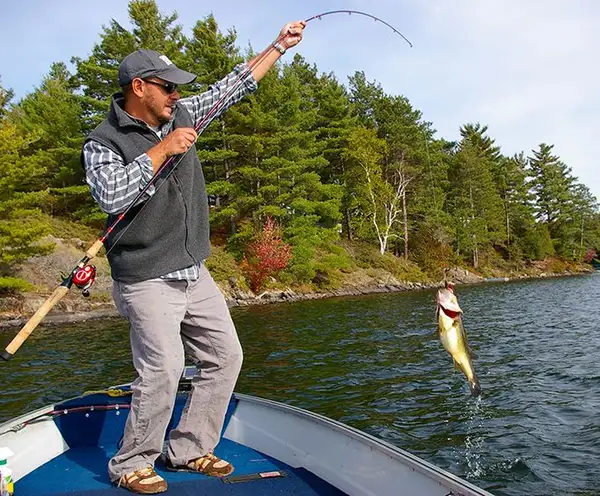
[1,10,411,361]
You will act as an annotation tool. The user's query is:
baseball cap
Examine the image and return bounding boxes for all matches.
[118,49,197,86]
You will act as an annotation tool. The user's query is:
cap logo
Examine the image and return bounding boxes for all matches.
[159,55,173,66]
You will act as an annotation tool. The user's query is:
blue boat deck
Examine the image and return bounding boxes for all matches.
[16,392,345,496]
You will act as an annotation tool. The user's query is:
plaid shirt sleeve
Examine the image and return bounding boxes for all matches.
[178,62,257,132]
[82,140,156,215]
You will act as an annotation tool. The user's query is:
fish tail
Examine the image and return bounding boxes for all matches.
[468,377,482,397]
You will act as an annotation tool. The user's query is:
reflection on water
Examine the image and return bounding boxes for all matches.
[2,273,600,496]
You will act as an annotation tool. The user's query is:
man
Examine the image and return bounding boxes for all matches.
[82,21,305,494]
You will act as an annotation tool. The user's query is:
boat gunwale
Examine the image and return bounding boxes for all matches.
[232,392,493,496]
[0,403,58,434]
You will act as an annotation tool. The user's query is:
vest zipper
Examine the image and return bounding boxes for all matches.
[156,121,197,266]
[172,175,198,266]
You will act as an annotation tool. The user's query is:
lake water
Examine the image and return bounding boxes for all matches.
[2,273,599,495]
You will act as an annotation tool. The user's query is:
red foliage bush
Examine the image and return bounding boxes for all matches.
[584,248,597,264]
[241,217,292,292]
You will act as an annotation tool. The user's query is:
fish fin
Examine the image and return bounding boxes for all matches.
[468,347,478,359]
[452,358,461,372]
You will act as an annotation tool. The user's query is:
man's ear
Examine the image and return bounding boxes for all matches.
[129,78,145,98]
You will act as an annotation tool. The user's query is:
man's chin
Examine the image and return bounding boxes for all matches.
[158,107,174,124]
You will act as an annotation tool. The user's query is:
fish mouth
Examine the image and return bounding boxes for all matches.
[438,305,461,320]
[436,288,462,316]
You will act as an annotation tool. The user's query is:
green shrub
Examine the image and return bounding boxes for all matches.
[49,216,100,241]
[548,258,567,273]
[409,225,458,280]
[225,221,255,261]
[0,277,35,294]
[205,246,246,287]
[352,243,427,282]
[311,267,344,290]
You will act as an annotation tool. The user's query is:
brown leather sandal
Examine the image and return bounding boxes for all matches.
[118,467,167,494]
[167,452,234,477]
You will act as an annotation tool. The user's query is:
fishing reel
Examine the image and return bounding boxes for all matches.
[72,264,97,297]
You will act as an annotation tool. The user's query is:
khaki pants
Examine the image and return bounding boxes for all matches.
[107,265,243,481]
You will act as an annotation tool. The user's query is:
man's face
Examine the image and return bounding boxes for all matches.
[141,78,180,124]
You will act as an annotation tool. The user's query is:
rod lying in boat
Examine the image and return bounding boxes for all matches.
[436,281,482,396]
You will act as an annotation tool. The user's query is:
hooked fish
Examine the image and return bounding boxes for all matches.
[436,283,481,396]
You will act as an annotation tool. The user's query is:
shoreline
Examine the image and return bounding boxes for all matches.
[0,268,593,330]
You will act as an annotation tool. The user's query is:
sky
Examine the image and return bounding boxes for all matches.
[1,0,598,197]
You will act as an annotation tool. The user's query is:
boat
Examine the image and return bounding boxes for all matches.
[0,366,493,496]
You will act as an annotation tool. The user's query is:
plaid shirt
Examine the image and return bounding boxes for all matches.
[83,63,257,280]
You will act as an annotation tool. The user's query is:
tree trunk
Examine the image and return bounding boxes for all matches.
[402,189,408,260]
[343,206,353,240]
[380,237,387,255]
[505,199,510,245]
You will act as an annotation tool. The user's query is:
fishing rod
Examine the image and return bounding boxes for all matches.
[305,10,412,47]
[1,11,411,360]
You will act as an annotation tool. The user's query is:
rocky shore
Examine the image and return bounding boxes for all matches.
[0,265,593,330]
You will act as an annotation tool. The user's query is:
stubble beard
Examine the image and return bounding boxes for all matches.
[145,96,171,125]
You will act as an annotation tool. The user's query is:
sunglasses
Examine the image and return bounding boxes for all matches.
[143,80,178,94]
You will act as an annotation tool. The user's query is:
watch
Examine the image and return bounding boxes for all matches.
[273,42,286,55]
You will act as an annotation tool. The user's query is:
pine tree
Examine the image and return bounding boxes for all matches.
[447,124,504,267]
[490,152,539,258]
[0,119,53,274]
[15,63,85,187]
[568,183,599,259]
[528,143,576,255]
[183,14,248,236]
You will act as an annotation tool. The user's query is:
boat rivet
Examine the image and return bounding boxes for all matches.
[116,411,120,416]
[85,413,89,418]
[63,409,68,414]
[90,406,95,411]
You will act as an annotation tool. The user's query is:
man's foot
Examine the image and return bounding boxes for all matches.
[117,467,167,494]
[166,452,234,477]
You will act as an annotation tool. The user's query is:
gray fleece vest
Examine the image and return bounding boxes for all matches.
[85,94,210,283]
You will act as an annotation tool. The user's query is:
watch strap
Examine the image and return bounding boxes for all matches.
[273,42,286,55]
